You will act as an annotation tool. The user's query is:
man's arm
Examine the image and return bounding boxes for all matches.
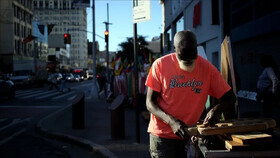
[203,89,236,127]
[146,87,189,139]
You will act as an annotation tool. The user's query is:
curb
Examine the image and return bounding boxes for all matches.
[36,100,118,158]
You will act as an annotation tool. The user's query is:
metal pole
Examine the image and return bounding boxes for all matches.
[90,0,98,99]
[106,3,109,82]
[133,23,140,143]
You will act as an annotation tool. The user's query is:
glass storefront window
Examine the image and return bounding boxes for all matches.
[176,16,184,32]
[166,28,172,51]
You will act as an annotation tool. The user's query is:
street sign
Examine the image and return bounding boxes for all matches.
[133,0,151,23]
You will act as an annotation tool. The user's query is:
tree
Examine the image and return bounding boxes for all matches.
[117,35,150,63]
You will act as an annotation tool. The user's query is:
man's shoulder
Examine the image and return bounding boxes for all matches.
[197,56,217,71]
[154,53,176,64]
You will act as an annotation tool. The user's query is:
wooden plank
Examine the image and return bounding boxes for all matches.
[231,133,272,144]
[221,36,238,117]
[197,118,276,135]
[225,140,250,151]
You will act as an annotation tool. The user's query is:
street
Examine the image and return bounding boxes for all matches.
[0,79,101,158]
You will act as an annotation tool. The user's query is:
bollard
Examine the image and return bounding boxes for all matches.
[72,92,85,129]
[109,94,126,139]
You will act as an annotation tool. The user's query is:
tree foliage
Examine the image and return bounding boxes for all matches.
[117,35,150,62]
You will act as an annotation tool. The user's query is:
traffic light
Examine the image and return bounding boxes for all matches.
[64,33,71,44]
[104,30,109,43]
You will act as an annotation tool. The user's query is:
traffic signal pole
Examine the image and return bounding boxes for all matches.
[104,3,112,87]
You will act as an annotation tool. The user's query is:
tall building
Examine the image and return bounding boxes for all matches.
[33,0,89,69]
[0,0,33,73]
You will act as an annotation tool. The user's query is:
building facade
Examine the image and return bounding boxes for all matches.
[33,0,88,69]
[161,0,223,69]
[161,0,280,93]
[0,0,33,73]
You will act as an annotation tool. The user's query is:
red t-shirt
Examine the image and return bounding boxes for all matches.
[145,53,231,139]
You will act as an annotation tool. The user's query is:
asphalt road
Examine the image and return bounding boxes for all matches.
[0,79,101,158]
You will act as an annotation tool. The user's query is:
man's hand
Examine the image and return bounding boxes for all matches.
[170,118,190,139]
[202,104,222,127]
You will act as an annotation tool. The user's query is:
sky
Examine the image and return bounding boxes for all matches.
[87,0,162,52]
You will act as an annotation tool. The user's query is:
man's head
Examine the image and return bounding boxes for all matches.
[174,30,197,68]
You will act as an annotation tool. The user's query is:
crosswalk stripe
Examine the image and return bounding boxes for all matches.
[16,90,43,97]
[15,89,39,95]
[67,95,77,101]
[52,91,75,100]
[0,105,62,108]
[19,90,56,99]
[35,91,61,99]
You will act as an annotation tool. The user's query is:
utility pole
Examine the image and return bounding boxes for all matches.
[103,3,112,83]
[90,0,98,99]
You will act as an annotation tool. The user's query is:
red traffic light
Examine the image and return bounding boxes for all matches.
[64,33,71,44]
[104,30,109,35]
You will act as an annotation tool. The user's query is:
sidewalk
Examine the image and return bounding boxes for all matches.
[37,93,150,158]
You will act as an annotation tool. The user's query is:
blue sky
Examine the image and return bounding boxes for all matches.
[87,0,162,52]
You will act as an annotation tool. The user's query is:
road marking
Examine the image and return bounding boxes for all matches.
[52,91,75,100]
[16,90,43,97]
[19,90,56,99]
[15,89,34,94]
[0,105,62,108]
[67,95,77,101]
[35,91,61,99]
[0,128,26,146]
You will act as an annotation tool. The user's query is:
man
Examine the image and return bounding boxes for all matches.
[146,30,235,158]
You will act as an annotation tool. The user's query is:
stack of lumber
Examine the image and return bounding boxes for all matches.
[188,118,277,151]
[225,132,273,151]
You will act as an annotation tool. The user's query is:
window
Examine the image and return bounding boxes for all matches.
[212,51,219,69]
[166,28,172,51]
[54,0,58,8]
[14,40,17,53]
[212,0,219,25]
[45,1,49,8]
[176,15,184,32]
[39,0,43,8]
[14,23,16,35]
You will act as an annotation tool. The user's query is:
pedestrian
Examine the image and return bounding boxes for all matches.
[59,73,71,92]
[145,30,236,158]
[48,73,59,91]
[97,70,107,97]
[256,55,279,118]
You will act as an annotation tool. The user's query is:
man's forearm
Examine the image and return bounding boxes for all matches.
[146,101,175,125]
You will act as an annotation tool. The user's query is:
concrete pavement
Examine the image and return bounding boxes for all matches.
[36,91,280,158]
[37,92,150,158]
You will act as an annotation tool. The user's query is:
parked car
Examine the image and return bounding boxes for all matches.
[66,73,74,82]
[0,72,15,99]
[73,74,81,82]
[10,70,34,87]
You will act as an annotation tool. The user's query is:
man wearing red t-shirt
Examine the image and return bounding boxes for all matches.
[146,30,235,158]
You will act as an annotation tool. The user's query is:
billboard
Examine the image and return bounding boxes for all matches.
[72,0,90,8]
